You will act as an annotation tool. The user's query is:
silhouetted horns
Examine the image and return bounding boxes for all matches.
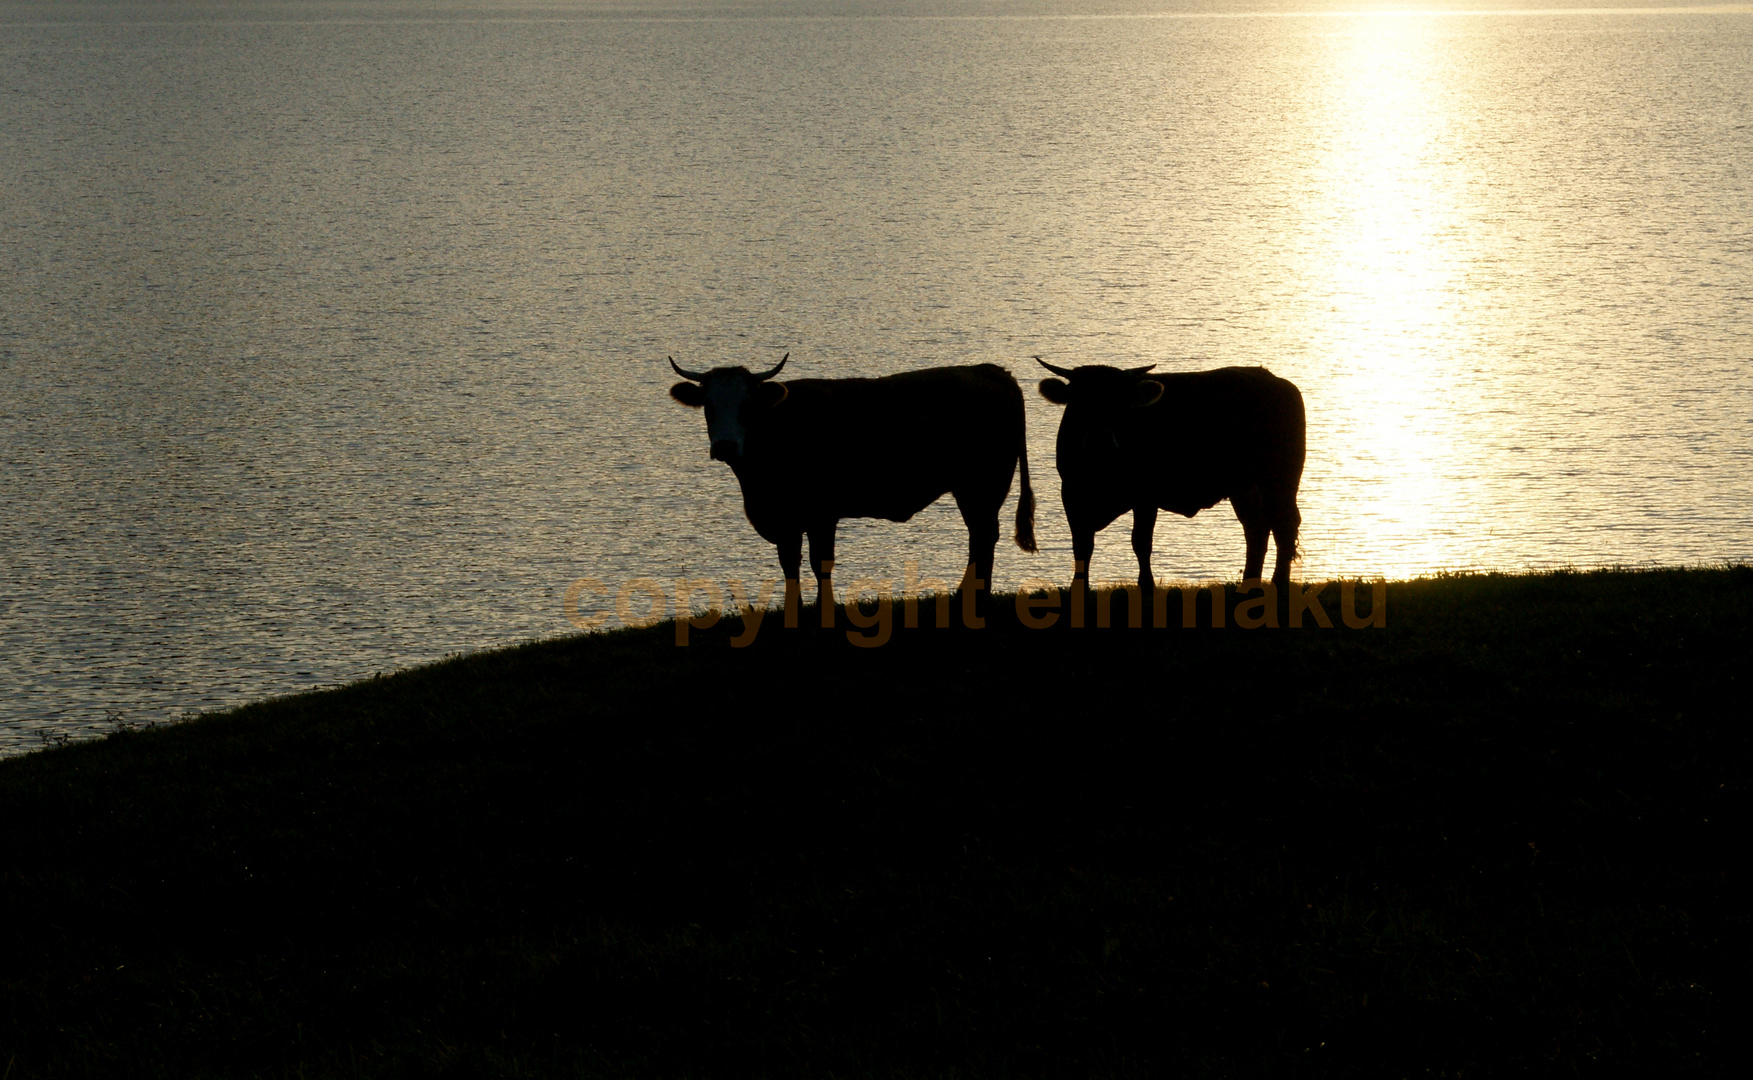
[1035,356,1076,379]
[669,356,709,381]
[751,354,788,382]
[1125,364,1157,375]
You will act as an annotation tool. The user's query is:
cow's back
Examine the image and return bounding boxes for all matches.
[744,363,1025,524]
[1134,366,1304,514]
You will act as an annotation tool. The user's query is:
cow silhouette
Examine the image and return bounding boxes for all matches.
[670,356,1036,616]
[1037,358,1305,593]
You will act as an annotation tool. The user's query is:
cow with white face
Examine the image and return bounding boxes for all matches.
[669,355,1037,616]
[669,354,793,463]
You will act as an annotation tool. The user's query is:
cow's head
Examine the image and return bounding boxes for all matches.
[668,354,790,463]
[1036,357,1163,460]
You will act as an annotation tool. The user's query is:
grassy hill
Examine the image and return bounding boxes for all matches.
[1,569,1747,1077]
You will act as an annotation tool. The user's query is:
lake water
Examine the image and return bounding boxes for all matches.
[3,1,1750,752]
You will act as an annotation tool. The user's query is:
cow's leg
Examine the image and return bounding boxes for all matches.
[776,532,804,627]
[806,521,838,607]
[1131,505,1158,597]
[1070,523,1096,588]
[1232,491,1269,582]
[953,491,1002,622]
[958,502,1001,596]
[1242,520,1269,582]
[1270,497,1301,588]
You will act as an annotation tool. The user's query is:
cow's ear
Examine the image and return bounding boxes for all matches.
[670,382,706,407]
[755,381,789,407]
[1130,379,1164,407]
[1039,378,1071,404]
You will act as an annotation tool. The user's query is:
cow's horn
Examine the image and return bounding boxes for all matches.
[1125,364,1157,375]
[1035,356,1076,379]
[669,357,709,381]
[751,353,788,381]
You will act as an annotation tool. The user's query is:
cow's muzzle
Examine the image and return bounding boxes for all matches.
[710,439,741,463]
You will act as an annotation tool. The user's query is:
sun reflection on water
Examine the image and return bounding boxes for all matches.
[1290,14,1488,580]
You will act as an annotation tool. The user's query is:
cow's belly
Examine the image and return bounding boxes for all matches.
[745,487,948,534]
[838,487,948,524]
[1160,486,1225,519]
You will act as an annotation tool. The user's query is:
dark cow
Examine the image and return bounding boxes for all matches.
[669,355,1036,612]
[1036,358,1305,593]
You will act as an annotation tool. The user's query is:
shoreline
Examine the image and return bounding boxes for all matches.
[6,564,1743,759]
[2,566,1746,1075]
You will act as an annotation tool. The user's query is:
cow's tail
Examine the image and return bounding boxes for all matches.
[1014,431,1038,553]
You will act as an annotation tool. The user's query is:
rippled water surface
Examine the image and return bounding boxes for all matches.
[3,1,1750,750]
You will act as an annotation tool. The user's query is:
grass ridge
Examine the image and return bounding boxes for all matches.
[1,568,1746,1077]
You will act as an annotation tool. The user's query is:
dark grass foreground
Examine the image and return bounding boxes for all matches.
[2,569,1748,1078]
